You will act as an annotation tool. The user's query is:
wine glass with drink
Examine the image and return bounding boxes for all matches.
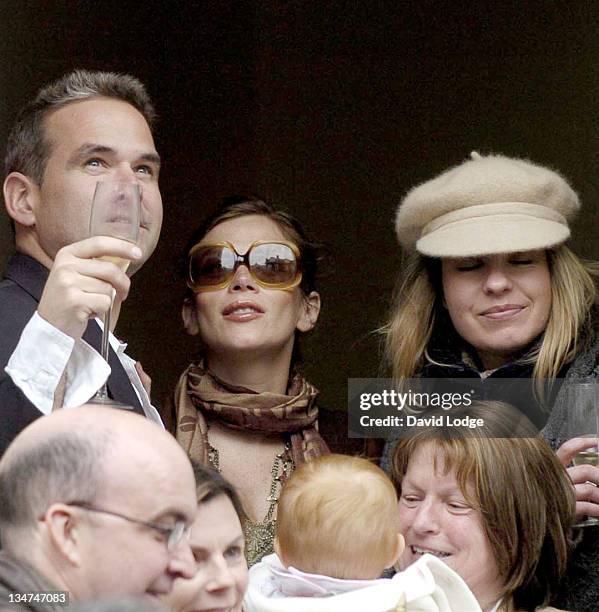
[565,379,599,527]
[88,180,141,407]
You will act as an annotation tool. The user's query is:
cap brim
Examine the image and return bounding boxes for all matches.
[416,215,570,258]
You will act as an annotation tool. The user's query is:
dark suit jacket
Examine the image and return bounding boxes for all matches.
[0,253,144,456]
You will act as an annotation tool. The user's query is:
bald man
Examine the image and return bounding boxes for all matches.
[0,406,197,610]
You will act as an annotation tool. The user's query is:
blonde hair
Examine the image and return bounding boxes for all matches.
[382,245,598,382]
[276,454,399,580]
[391,402,575,611]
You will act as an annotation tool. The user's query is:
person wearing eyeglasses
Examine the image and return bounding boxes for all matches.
[0,404,197,610]
[170,196,337,568]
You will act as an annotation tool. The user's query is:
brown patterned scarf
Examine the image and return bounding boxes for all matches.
[175,361,329,467]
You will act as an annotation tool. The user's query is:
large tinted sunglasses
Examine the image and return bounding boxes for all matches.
[188,240,302,292]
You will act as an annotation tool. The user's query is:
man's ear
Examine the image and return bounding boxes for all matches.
[3,172,40,227]
[385,533,405,569]
[296,291,321,333]
[182,298,200,336]
[43,503,84,567]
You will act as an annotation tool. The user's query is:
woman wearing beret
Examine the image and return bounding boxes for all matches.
[383,152,598,612]
[170,196,337,568]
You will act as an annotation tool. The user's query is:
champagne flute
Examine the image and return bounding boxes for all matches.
[88,181,141,406]
[565,380,599,527]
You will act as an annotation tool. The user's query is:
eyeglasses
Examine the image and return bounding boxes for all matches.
[69,502,191,552]
[188,240,302,292]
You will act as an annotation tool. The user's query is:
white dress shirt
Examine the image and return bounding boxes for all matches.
[5,311,163,426]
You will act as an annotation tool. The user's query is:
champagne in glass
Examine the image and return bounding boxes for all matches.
[98,255,131,272]
[88,181,141,407]
[572,436,599,467]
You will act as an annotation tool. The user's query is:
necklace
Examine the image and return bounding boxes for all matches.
[208,441,294,566]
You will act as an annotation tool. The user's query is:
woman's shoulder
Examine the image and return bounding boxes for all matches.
[565,330,599,378]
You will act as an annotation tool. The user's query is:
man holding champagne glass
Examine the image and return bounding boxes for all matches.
[0,69,164,455]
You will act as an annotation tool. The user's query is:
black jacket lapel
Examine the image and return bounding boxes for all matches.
[7,254,144,415]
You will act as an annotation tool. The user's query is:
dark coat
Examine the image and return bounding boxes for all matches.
[542,334,599,612]
[382,333,599,612]
[0,551,64,612]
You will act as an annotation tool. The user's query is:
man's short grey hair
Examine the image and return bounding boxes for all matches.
[4,69,156,185]
[0,431,108,530]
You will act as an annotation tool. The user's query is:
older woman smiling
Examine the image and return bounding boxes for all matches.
[392,403,575,612]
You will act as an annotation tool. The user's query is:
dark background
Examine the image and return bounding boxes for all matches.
[1,1,598,414]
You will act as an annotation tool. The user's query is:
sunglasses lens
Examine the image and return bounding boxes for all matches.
[190,246,235,288]
[249,243,298,286]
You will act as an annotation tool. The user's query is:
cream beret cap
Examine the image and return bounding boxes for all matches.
[395,152,580,257]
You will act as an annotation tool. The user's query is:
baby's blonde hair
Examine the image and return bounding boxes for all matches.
[276,454,400,580]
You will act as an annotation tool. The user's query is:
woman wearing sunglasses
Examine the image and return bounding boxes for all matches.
[171,196,331,568]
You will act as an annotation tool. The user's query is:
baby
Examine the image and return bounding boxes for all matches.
[244,454,480,611]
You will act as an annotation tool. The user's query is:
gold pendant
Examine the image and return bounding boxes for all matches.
[244,518,276,567]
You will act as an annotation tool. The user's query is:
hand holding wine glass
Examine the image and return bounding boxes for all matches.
[37,236,141,341]
[88,180,141,406]
[557,380,599,527]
